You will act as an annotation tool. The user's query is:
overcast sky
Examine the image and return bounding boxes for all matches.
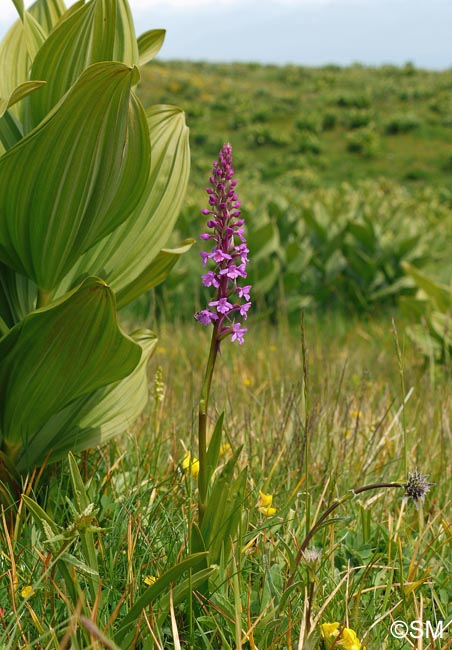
[1,0,451,70]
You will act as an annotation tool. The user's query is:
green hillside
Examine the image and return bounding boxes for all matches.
[138,60,452,190]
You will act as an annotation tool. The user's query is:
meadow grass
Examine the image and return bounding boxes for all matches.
[1,312,450,648]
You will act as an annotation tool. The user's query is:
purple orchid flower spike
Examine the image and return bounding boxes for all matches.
[196,143,251,344]
[196,144,251,524]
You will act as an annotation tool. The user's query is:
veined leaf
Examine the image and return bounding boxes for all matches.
[26,0,139,129]
[0,263,36,328]
[30,0,68,35]
[0,277,141,464]
[57,104,190,302]
[402,262,452,312]
[0,109,23,150]
[0,80,46,118]
[0,17,38,105]
[116,240,195,309]
[0,61,150,291]
[16,330,157,472]
[137,29,166,66]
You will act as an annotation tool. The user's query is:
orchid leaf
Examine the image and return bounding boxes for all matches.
[0,61,150,291]
[114,552,209,643]
[0,277,141,465]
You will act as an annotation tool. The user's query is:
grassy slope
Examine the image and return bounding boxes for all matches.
[138,61,452,189]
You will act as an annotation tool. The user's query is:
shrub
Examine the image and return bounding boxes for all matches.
[384,112,422,134]
[346,127,379,157]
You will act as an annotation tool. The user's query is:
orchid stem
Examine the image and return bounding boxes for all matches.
[198,322,220,524]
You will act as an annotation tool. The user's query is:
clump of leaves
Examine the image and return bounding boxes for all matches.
[0,0,192,494]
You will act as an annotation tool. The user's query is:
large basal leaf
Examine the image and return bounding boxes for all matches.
[0,61,150,292]
[56,104,190,301]
[26,0,139,129]
[0,277,141,464]
[15,330,156,472]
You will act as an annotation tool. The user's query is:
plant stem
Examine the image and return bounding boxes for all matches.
[285,481,404,591]
[301,313,310,543]
[37,288,52,308]
[198,322,220,523]
[392,319,408,478]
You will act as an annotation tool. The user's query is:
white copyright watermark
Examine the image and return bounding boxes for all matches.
[390,620,448,640]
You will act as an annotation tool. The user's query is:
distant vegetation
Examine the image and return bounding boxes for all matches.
[137,60,452,334]
[138,60,452,190]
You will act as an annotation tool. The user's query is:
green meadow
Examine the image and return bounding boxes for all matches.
[1,9,451,647]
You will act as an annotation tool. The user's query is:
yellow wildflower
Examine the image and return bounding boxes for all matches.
[257,490,273,508]
[256,490,277,516]
[21,585,35,599]
[144,575,157,586]
[181,452,199,478]
[321,622,340,645]
[321,622,364,650]
[338,627,363,650]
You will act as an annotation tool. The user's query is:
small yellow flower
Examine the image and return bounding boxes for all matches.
[144,575,157,586]
[256,490,277,516]
[21,585,35,599]
[338,627,363,650]
[321,622,340,644]
[258,505,277,517]
[181,452,199,478]
[242,377,252,387]
[321,622,364,650]
[257,490,273,508]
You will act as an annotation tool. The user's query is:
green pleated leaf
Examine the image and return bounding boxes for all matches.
[137,29,165,66]
[116,240,195,310]
[0,263,36,329]
[15,330,156,472]
[29,0,68,35]
[0,277,141,464]
[22,9,46,61]
[0,109,23,150]
[26,0,139,129]
[0,0,64,121]
[0,61,150,291]
[402,262,452,312]
[0,80,46,118]
[57,104,190,301]
[12,0,25,20]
